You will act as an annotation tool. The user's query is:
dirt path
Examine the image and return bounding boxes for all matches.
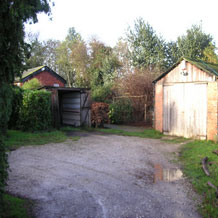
[6,132,200,218]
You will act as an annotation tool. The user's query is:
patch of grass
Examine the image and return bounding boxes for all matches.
[60,126,82,131]
[2,194,32,218]
[180,140,218,217]
[162,136,190,144]
[96,128,163,139]
[4,130,68,150]
[61,125,163,139]
[69,136,80,141]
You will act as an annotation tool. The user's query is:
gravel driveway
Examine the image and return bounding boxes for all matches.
[6,132,200,218]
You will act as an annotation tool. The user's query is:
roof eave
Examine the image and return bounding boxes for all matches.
[153,57,218,84]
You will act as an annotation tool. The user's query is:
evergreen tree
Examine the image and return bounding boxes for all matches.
[0,0,51,214]
[177,24,218,62]
[126,17,167,72]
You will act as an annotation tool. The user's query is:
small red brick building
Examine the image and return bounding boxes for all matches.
[15,66,66,87]
[153,57,218,140]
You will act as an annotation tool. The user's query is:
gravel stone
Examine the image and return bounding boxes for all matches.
[6,132,201,218]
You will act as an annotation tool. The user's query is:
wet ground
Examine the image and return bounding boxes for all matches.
[6,131,200,218]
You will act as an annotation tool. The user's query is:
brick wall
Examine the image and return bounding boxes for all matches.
[26,71,65,87]
[207,82,218,140]
[154,81,163,132]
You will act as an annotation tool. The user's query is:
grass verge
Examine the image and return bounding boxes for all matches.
[4,130,68,151]
[162,136,190,144]
[95,128,163,139]
[2,194,32,218]
[180,140,218,217]
[61,125,163,139]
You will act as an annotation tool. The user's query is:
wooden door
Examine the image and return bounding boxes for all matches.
[163,83,207,139]
[80,92,91,127]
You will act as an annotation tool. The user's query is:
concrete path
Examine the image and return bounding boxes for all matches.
[6,132,200,218]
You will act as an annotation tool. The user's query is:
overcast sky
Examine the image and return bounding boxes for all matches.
[25,0,218,47]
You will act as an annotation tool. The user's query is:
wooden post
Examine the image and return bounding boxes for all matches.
[144,104,147,121]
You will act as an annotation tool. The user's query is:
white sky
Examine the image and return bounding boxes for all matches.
[25,0,218,47]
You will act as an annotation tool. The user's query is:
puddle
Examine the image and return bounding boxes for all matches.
[154,164,183,183]
[133,169,154,185]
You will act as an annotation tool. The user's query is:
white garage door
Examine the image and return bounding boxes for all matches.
[163,83,207,139]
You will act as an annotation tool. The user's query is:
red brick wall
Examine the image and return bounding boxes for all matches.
[154,81,163,132]
[26,71,65,87]
[207,82,218,141]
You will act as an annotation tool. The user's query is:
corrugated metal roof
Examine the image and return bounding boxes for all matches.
[153,57,218,83]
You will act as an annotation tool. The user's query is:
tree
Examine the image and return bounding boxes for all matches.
[24,33,61,72]
[177,24,217,62]
[43,39,60,72]
[202,43,218,64]
[56,39,75,87]
[0,0,51,214]
[165,41,181,67]
[24,32,45,68]
[70,40,89,87]
[114,38,132,77]
[116,68,155,121]
[56,27,87,87]
[126,17,167,72]
[89,39,121,88]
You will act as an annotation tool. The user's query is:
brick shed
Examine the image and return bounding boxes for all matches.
[15,66,66,87]
[153,57,218,140]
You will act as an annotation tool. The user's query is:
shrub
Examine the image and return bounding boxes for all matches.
[0,83,13,135]
[91,102,109,127]
[19,90,52,131]
[0,83,12,214]
[8,86,23,129]
[22,78,42,90]
[109,98,133,124]
[116,68,157,122]
[91,85,113,103]
[0,138,8,215]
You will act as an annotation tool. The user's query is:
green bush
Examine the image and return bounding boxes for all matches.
[22,78,42,90]
[0,138,8,215]
[19,90,52,131]
[8,86,23,129]
[109,98,133,124]
[0,83,13,135]
[91,85,113,103]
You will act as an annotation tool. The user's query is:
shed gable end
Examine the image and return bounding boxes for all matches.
[161,61,215,84]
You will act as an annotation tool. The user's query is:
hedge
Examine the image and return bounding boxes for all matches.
[8,86,23,129]
[0,83,12,214]
[19,90,52,131]
[109,98,133,124]
[22,78,42,90]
